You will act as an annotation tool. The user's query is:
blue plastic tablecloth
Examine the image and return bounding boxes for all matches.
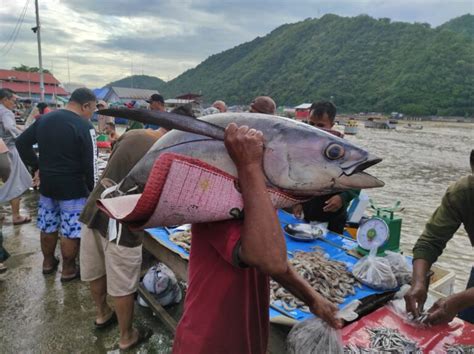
[146,210,388,322]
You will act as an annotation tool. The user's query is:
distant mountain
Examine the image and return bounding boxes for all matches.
[162,14,474,116]
[438,14,474,39]
[105,75,166,91]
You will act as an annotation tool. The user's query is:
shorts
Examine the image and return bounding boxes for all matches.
[80,226,142,297]
[37,195,86,239]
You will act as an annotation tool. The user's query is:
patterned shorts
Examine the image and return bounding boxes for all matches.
[37,195,87,239]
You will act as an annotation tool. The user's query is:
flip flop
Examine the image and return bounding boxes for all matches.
[60,269,81,283]
[119,328,152,351]
[42,257,60,275]
[13,215,31,225]
[94,311,117,329]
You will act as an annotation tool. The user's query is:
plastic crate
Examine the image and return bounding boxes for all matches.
[428,264,456,298]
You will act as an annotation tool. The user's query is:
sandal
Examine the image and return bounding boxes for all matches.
[42,257,60,275]
[60,269,81,282]
[94,311,117,329]
[119,328,152,351]
[13,215,31,225]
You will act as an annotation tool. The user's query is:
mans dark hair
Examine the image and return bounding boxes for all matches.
[69,88,96,105]
[24,99,32,104]
[37,102,48,114]
[171,104,196,118]
[105,122,116,129]
[0,88,15,100]
[310,101,337,123]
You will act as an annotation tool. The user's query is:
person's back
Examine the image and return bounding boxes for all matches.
[36,109,97,200]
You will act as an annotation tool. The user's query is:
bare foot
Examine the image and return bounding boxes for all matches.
[119,328,140,350]
[95,307,115,326]
[12,215,31,225]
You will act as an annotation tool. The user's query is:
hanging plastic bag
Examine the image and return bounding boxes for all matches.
[287,300,361,354]
[385,250,412,286]
[352,247,398,290]
[139,263,182,307]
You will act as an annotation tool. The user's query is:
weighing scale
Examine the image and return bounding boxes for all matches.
[356,200,403,256]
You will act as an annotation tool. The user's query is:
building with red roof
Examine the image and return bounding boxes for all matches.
[0,69,68,102]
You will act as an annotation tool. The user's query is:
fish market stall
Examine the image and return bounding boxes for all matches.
[140,210,459,352]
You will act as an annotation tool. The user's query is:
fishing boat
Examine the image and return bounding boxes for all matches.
[344,119,359,135]
[403,123,423,130]
[364,117,396,130]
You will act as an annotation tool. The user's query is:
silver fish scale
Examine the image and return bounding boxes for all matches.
[270,248,361,312]
[169,230,191,253]
[344,327,422,354]
[444,344,474,354]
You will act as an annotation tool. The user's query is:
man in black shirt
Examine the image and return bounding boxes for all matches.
[16,88,97,281]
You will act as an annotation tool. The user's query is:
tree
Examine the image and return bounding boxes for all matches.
[12,64,51,74]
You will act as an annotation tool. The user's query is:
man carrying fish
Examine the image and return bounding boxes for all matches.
[172,123,343,354]
[405,150,474,324]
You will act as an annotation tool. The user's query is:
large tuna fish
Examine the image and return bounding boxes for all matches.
[99,109,384,196]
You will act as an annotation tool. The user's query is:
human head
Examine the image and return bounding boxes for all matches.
[308,101,337,129]
[68,88,97,119]
[24,99,32,108]
[171,104,196,118]
[0,89,17,110]
[249,96,276,115]
[147,94,165,111]
[104,122,116,134]
[212,100,227,113]
[37,102,48,114]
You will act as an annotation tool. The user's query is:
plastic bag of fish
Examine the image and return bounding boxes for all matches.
[352,247,398,290]
[287,317,344,354]
[385,250,412,286]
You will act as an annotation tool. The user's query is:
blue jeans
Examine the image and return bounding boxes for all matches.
[458,267,474,323]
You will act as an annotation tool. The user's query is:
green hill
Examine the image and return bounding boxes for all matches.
[105,75,166,91]
[438,14,474,40]
[161,14,474,116]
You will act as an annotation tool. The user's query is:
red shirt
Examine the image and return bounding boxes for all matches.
[173,220,270,354]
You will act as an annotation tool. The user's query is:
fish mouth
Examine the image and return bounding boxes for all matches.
[335,172,385,189]
[340,153,382,176]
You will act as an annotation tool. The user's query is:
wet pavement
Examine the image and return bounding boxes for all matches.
[0,190,174,353]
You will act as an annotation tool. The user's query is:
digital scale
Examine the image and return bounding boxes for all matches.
[356,200,403,256]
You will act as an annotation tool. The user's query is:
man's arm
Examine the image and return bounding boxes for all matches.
[15,121,39,170]
[405,187,463,316]
[272,265,343,328]
[224,123,287,275]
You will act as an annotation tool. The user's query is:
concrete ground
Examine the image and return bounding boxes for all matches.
[0,190,174,353]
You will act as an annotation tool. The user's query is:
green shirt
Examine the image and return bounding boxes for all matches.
[413,175,474,265]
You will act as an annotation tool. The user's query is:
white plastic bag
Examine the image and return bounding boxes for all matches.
[352,247,398,290]
[287,317,343,354]
[385,250,412,286]
[287,300,361,354]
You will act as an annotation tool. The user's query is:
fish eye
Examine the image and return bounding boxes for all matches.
[325,143,345,160]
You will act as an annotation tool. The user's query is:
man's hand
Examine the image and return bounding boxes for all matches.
[404,283,428,318]
[292,204,303,219]
[310,295,343,329]
[323,195,343,212]
[224,123,264,170]
[425,297,458,325]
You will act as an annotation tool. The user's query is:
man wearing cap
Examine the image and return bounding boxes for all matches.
[145,94,165,130]
[249,96,276,115]
[96,100,114,133]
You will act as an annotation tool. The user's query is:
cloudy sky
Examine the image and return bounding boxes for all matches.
[0,0,472,88]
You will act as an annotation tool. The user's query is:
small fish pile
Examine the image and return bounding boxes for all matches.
[445,344,474,354]
[407,310,429,325]
[271,248,361,312]
[169,230,191,253]
[344,327,422,354]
